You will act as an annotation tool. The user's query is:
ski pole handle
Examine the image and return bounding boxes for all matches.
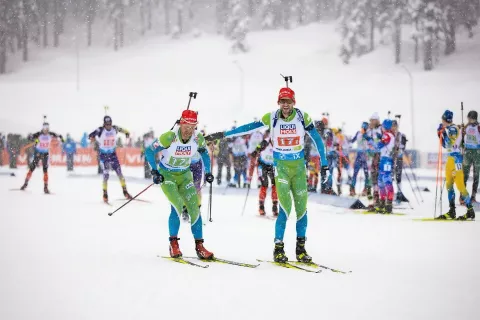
[108,183,154,216]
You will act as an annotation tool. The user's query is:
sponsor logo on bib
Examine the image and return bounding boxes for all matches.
[280,124,297,135]
[175,146,192,156]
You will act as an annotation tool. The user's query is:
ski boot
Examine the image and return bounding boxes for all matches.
[436,206,456,220]
[384,200,393,214]
[195,239,214,260]
[457,206,475,221]
[296,237,312,263]
[396,191,409,203]
[259,201,266,216]
[44,184,50,194]
[349,186,356,197]
[20,181,28,190]
[228,182,237,188]
[103,190,108,203]
[182,206,189,221]
[122,186,132,200]
[272,201,279,217]
[169,236,182,258]
[375,200,385,214]
[273,240,288,263]
[243,182,248,188]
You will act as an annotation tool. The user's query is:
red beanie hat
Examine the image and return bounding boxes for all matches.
[180,110,198,124]
[278,87,295,103]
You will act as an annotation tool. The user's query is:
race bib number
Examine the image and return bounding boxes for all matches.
[168,157,190,167]
[104,138,115,147]
[39,142,49,149]
[277,136,300,147]
[383,164,392,172]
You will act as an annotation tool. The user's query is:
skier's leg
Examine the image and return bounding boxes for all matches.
[274,163,292,241]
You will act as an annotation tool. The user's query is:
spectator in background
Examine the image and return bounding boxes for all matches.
[80,132,89,148]
[63,133,77,171]
[0,133,5,166]
[7,133,21,169]
[24,133,35,167]
[142,131,154,179]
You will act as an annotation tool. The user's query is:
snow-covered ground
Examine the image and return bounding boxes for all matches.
[1,23,479,152]
[1,166,478,320]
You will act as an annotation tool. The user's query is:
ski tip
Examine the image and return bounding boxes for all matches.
[108,212,113,216]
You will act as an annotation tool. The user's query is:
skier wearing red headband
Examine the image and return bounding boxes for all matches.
[145,109,215,259]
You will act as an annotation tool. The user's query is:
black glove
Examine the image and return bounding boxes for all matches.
[320,165,330,184]
[205,132,225,142]
[151,170,164,184]
[59,135,65,143]
[205,173,214,183]
[251,150,258,158]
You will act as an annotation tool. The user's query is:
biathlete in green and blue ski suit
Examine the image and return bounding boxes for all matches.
[205,87,329,263]
[145,109,215,259]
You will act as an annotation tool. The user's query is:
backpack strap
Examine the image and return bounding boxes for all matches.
[272,110,280,128]
[294,108,306,129]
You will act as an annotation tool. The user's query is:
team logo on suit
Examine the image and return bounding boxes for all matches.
[175,146,192,156]
[280,124,297,135]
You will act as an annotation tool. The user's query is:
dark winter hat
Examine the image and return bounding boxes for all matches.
[104,116,112,125]
[277,87,295,103]
[42,122,50,130]
[442,110,453,123]
[467,110,478,120]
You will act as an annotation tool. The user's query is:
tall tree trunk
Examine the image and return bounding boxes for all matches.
[281,0,290,29]
[165,0,170,34]
[444,6,455,55]
[87,16,92,46]
[22,0,28,62]
[414,18,419,63]
[369,12,374,52]
[147,0,152,30]
[120,2,124,47]
[424,38,433,71]
[114,18,119,51]
[298,0,305,25]
[394,14,401,64]
[315,0,322,21]
[53,0,59,47]
[177,8,183,33]
[140,0,145,35]
[42,0,48,47]
[0,9,6,74]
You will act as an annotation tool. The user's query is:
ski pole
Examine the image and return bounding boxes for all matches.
[108,183,154,216]
[241,184,251,216]
[208,147,213,222]
[405,151,424,202]
[461,102,465,156]
[403,168,419,206]
[439,178,446,217]
[170,92,198,130]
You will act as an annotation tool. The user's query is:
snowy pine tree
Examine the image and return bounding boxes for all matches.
[261,0,279,29]
[338,0,369,64]
[227,0,249,53]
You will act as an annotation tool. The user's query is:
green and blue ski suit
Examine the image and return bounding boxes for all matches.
[224,108,327,241]
[146,129,211,239]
